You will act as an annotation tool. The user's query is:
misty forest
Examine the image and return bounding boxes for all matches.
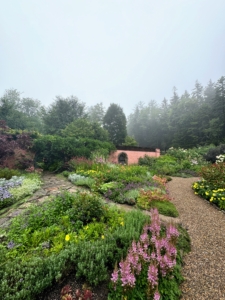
[0,75,224,150]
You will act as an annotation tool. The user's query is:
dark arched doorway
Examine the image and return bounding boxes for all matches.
[118,152,128,165]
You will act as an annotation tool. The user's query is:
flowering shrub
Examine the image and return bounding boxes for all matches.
[199,163,225,188]
[193,163,225,210]
[192,180,225,210]
[167,146,210,165]
[109,208,180,300]
[216,154,225,164]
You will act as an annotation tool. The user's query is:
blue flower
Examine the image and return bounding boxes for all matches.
[7,241,16,249]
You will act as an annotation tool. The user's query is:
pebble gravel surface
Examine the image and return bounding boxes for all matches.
[167,177,225,300]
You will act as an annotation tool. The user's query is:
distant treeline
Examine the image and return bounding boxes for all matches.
[0,75,224,150]
[127,76,225,149]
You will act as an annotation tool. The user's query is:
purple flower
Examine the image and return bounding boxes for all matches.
[7,241,16,249]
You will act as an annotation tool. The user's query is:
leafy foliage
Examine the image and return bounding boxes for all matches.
[0,168,20,180]
[42,95,87,135]
[0,199,148,299]
[0,89,44,132]
[9,174,42,201]
[61,119,109,142]
[32,135,114,171]
[199,163,225,188]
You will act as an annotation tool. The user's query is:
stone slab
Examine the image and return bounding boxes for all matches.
[0,217,9,226]
[8,210,24,218]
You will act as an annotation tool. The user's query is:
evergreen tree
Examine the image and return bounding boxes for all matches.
[204,79,215,105]
[170,87,179,106]
[192,80,204,105]
[103,103,127,145]
[213,76,225,139]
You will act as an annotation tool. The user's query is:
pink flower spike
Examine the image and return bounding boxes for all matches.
[111,269,119,283]
[148,263,158,287]
[154,290,161,300]
[166,224,179,240]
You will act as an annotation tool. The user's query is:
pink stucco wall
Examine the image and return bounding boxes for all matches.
[108,149,160,165]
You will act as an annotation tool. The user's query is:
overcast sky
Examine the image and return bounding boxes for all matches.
[1,0,225,116]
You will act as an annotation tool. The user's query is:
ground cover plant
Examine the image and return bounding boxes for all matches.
[192,162,225,210]
[0,191,150,299]
[0,172,42,210]
[65,163,178,217]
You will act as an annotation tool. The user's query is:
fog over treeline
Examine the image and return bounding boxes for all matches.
[0,75,224,150]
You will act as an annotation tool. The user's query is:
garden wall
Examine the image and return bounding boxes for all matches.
[108,147,160,165]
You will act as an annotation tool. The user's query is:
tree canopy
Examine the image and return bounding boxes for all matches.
[103,103,127,146]
[61,118,109,141]
[42,95,87,135]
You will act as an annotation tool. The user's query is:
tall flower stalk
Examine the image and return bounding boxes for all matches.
[110,208,179,299]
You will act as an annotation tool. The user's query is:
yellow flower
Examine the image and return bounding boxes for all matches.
[210,197,214,202]
[205,192,209,195]
[65,234,70,241]
[120,221,124,226]
[101,235,105,239]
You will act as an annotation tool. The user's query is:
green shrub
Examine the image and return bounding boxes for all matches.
[67,192,106,224]
[62,170,70,177]
[123,189,140,204]
[33,135,115,171]
[138,155,157,167]
[0,168,21,180]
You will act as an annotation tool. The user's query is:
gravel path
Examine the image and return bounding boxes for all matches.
[167,177,225,300]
